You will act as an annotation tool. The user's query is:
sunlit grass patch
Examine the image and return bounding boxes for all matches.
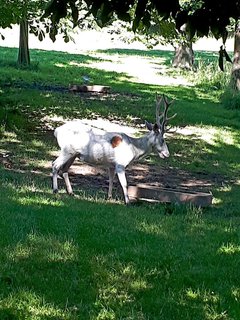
[218,243,240,255]
[0,290,75,320]
[15,195,64,207]
[7,232,78,263]
[232,287,240,302]
[185,287,220,304]
[176,125,238,148]
[136,220,168,237]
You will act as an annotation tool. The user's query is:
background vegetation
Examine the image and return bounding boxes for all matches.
[0,45,240,320]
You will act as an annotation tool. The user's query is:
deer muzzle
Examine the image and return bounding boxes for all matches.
[158,149,170,159]
[158,143,170,159]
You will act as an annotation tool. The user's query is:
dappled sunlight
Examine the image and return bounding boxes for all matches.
[212,184,240,209]
[183,287,230,320]
[54,62,68,68]
[232,287,240,302]
[0,127,57,180]
[68,60,85,68]
[185,287,220,304]
[176,125,237,147]
[218,243,240,255]
[91,257,151,318]
[1,112,239,207]
[0,130,20,142]
[212,196,223,205]
[172,124,240,202]
[7,242,32,261]
[0,182,239,318]
[26,232,78,262]
[14,194,64,207]
[80,51,192,86]
[136,220,168,237]
[0,290,72,319]
[1,179,64,207]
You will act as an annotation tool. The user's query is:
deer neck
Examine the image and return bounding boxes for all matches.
[129,134,153,160]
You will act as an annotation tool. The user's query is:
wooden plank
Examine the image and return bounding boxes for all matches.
[128,184,213,207]
[69,84,111,93]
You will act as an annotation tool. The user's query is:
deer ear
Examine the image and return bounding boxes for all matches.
[145,121,153,131]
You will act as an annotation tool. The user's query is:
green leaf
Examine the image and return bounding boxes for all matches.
[154,0,179,18]
[64,35,70,43]
[117,12,131,22]
[142,10,151,29]
[176,11,188,31]
[70,2,79,26]
[133,0,148,32]
[49,26,57,42]
[38,31,45,42]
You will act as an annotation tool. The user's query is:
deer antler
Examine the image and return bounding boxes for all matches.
[155,93,164,127]
[156,94,176,134]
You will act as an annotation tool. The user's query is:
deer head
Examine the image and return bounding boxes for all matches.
[146,93,176,159]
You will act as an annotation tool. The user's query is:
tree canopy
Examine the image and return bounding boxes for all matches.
[43,0,240,41]
[1,0,239,44]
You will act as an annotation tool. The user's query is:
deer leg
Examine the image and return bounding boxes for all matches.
[52,153,75,194]
[61,155,77,195]
[115,165,129,204]
[108,167,116,199]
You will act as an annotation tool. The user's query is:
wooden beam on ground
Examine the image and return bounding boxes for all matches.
[128,184,213,207]
[69,84,111,93]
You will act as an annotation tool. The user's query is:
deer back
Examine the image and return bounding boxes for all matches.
[54,121,137,167]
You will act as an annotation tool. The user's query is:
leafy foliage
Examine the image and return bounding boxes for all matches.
[0,0,77,44]
[42,0,240,42]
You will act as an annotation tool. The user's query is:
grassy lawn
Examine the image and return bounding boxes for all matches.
[0,45,240,320]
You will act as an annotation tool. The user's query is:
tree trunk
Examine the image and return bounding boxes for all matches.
[18,18,30,66]
[172,42,194,70]
[230,22,240,91]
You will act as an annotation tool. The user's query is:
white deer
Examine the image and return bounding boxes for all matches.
[52,94,176,204]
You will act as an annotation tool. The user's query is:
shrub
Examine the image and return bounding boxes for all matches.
[190,59,231,90]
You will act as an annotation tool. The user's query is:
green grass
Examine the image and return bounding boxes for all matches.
[0,45,240,320]
[1,177,240,319]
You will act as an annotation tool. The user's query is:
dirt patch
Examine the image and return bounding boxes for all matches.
[1,150,225,200]
[62,161,224,197]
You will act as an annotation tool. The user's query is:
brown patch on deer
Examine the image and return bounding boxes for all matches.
[111,135,123,148]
